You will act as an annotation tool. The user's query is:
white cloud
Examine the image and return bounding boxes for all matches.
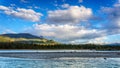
[0,5,43,22]
[114,0,120,7]
[10,4,16,7]
[0,5,9,11]
[61,4,70,8]
[21,0,28,3]
[2,29,16,34]
[102,4,120,29]
[47,5,93,24]
[114,3,120,7]
[118,0,120,3]
[78,0,83,3]
[34,6,40,9]
[88,36,107,44]
[99,2,120,39]
[27,24,106,42]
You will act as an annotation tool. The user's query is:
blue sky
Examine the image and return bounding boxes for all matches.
[0,0,120,44]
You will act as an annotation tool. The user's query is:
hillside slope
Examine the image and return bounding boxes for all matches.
[0,33,58,45]
[0,33,43,39]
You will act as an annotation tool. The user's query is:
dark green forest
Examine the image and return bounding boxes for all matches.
[0,42,120,50]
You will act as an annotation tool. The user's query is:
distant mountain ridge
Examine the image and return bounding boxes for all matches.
[0,33,58,45]
[0,33,43,39]
[107,43,120,46]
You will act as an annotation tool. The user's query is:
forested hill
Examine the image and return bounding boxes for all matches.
[0,33,43,39]
[0,33,58,45]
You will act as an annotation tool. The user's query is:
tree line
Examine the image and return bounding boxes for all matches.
[0,42,120,50]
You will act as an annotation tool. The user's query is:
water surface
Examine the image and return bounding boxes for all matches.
[0,57,120,68]
[0,50,120,68]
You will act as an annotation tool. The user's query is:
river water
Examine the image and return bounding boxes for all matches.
[0,50,120,68]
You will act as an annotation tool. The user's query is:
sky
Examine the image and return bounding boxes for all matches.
[0,0,120,44]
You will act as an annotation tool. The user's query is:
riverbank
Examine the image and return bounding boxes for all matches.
[0,50,120,59]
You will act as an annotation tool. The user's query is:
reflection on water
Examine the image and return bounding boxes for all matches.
[0,57,120,68]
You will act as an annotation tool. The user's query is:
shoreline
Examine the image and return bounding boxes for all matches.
[0,50,120,59]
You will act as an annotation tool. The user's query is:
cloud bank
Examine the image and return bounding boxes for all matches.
[101,2,120,35]
[47,5,92,24]
[0,5,43,22]
[27,24,106,43]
